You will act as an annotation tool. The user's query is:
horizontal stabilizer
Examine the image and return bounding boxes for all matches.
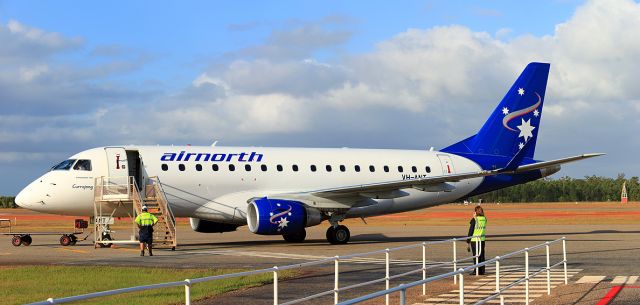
[510,153,605,173]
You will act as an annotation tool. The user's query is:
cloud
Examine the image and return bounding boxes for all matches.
[3,0,640,195]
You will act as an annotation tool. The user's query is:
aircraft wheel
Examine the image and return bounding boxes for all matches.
[21,235,32,246]
[11,235,22,247]
[283,229,306,243]
[69,235,77,246]
[98,234,112,248]
[60,235,72,246]
[326,227,335,244]
[332,225,350,245]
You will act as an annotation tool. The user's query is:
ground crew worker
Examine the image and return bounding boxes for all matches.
[466,205,487,275]
[135,205,158,256]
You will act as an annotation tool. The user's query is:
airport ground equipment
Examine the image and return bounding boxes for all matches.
[93,176,176,249]
[25,236,568,305]
[1,218,89,247]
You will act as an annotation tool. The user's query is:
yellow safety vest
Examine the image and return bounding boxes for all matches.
[471,216,486,242]
[135,212,158,226]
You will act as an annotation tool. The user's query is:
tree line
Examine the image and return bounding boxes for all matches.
[469,174,638,203]
[0,196,16,208]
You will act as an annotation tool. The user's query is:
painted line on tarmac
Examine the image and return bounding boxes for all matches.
[56,248,89,254]
[184,249,447,266]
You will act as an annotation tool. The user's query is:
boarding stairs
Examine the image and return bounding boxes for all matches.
[93,176,177,249]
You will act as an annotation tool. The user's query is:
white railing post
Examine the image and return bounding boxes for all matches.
[334,256,340,304]
[458,269,465,305]
[496,256,503,305]
[546,242,551,295]
[184,279,191,305]
[453,239,458,284]
[475,238,480,276]
[385,248,390,305]
[525,248,530,305]
[562,238,568,285]
[273,266,279,305]
[422,242,427,295]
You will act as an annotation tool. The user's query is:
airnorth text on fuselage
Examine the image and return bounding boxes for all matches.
[160,151,264,162]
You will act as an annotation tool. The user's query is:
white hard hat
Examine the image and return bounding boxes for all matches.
[142,205,148,211]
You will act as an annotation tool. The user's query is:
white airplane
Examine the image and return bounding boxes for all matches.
[15,63,603,244]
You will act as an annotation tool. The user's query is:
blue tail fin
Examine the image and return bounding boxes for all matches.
[442,62,550,160]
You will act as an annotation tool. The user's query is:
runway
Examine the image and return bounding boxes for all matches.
[2,202,639,304]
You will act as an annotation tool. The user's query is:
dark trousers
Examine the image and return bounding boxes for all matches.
[470,240,486,275]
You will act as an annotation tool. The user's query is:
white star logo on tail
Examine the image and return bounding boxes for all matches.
[533,109,540,117]
[502,107,509,115]
[517,118,535,141]
[518,88,525,96]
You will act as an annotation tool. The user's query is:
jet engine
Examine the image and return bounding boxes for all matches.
[247,197,322,235]
[189,218,240,233]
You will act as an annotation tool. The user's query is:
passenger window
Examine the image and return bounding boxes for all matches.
[161,164,168,171]
[73,159,92,171]
[383,165,389,172]
[310,165,317,172]
[212,164,219,171]
[412,166,417,173]
[261,164,268,172]
[245,164,251,171]
[51,159,76,171]
[179,164,185,171]
[340,165,346,172]
[369,165,375,172]
[277,164,283,172]
[425,166,431,173]
[292,165,299,172]
[229,164,235,171]
[196,164,202,171]
[398,166,404,173]
[326,165,332,172]
[354,165,361,172]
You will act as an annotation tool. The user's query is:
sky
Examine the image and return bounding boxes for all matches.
[0,0,638,195]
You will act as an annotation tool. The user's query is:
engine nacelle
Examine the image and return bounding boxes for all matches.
[190,218,240,233]
[247,197,322,235]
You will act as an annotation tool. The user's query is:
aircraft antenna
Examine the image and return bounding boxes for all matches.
[211,141,218,147]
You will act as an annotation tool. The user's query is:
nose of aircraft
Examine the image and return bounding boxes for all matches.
[15,186,32,208]
[15,178,44,209]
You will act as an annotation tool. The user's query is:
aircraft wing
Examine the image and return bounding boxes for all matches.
[263,153,605,209]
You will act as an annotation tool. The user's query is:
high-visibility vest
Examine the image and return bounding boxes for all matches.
[135,212,158,226]
[471,216,487,242]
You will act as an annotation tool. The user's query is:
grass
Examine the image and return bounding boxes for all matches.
[0,265,294,305]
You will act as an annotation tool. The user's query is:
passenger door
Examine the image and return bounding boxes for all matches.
[104,147,129,179]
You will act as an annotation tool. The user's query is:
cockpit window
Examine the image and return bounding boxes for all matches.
[51,159,76,171]
[73,159,92,171]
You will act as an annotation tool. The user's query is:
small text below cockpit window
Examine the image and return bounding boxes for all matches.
[73,160,92,171]
[51,159,76,171]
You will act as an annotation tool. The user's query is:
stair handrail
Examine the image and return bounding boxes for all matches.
[147,176,177,246]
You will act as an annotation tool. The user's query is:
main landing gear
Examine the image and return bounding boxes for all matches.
[326,225,350,244]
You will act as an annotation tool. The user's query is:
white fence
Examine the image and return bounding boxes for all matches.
[27,236,566,305]
[337,237,568,305]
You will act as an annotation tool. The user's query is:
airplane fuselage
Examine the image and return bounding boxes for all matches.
[16,146,491,223]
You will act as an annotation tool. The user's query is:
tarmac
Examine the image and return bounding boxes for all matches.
[1,203,639,305]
